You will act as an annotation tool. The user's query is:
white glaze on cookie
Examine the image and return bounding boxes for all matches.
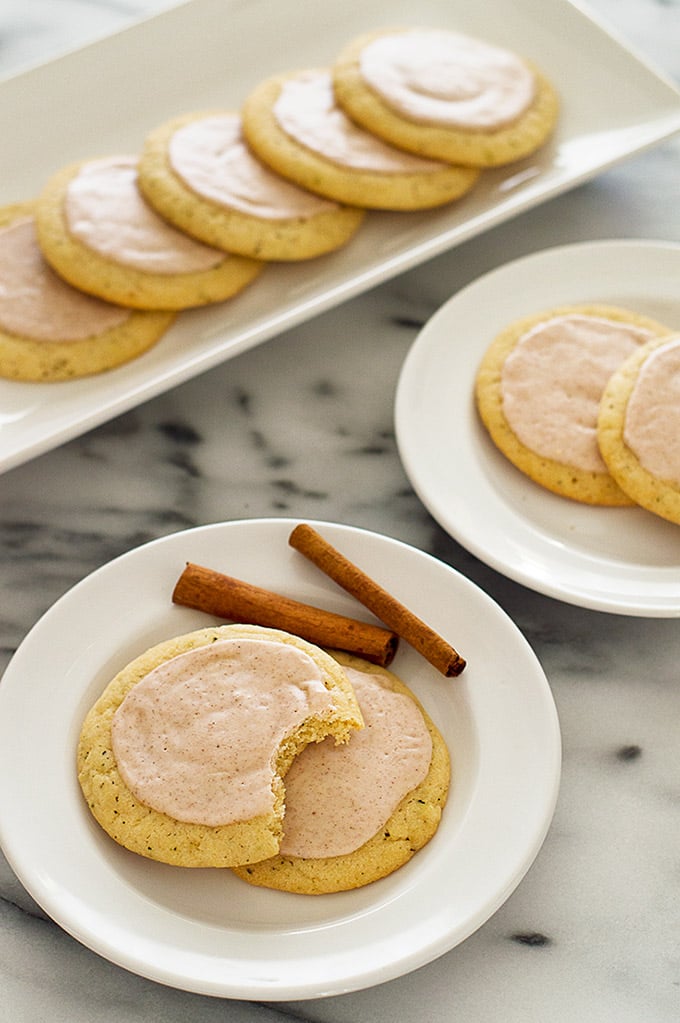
[359,29,535,130]
[274,69,445,172]
[65,156,225,274]
[279,665,432,858]
[623,337,680,485]
[0,217,129,341]
[501,315,654,472]
[169,113,340,219]
[111,638,338,826]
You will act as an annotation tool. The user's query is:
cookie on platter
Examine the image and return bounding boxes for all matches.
[332,27,559,168]
[35,156,263,310]
[138,111,365,261]
[0,201,174,382]
[241,67,480,210]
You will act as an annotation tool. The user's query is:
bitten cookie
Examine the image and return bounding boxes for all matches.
[137,111,365,261]
[77,624,363,868]
[332,27,559,168]
[0,202,174,382]
[35,156,263,310]
[598,334,680,525]
[232,652,450,894]
[475,304,671,505]
[241,68,480,210]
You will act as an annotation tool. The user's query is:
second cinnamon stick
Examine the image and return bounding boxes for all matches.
[289,524,466,677]
[172,562,399,667]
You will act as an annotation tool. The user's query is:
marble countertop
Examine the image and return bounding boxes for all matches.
[1,0,679,1019]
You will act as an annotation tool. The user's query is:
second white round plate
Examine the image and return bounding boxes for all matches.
[0,518,559,1000]
[395,240,680,617]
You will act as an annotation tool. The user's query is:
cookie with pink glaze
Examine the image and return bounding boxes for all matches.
[241,67,479,210]
[77,624,363,869]
[598,334,680,525]
[232,652,450,894]
[332,27,559,168]
[0,201,174,382]
[475,303,671,505]
[35,156,263,310]
[138,110,365,261]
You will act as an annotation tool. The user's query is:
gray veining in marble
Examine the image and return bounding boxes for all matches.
[1,1,680,1021]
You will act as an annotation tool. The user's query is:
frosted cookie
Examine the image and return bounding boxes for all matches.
[137,111,365,261]
[0,202,174,382]
[35,156,263,310]
[77,624,363,868]
[475,304,671,505]
[232,652,449,894]
[241,68,480,210]
[598,334,680,525]
[332,27,559,168]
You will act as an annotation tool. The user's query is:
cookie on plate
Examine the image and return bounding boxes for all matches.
[137,111,365,261]
[77,624,363,868]
[598,334,680,525]
[0,201,174,382]
[232,652,450,894]
[241,67,480,210]
[475,304,671,505]
[332,27,559,168]
[35,156,263,310]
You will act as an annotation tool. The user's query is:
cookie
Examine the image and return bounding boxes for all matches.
[35,156,263,311]
[598,334,680,525]
[241,68,480,210]
[332,27,559,168]
[475,304,671,505]
[0,202,174,382]
[137,111,365,261]
[232,652,450,894]
[77,623,364,868]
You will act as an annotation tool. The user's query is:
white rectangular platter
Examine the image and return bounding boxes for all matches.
[1,0,680,473]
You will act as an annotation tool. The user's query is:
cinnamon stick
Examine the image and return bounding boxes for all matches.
[172,562,399,667]
[288,524,466,677]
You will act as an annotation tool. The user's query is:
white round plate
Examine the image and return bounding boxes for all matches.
[0,518,560,1000]
[395,240,680,617]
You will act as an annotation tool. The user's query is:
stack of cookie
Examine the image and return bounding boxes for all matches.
[0,25,559,381]
[475,304,680,526]
[78,624,450,894]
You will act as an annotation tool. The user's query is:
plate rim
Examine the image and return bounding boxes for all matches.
[0,517,561,999]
